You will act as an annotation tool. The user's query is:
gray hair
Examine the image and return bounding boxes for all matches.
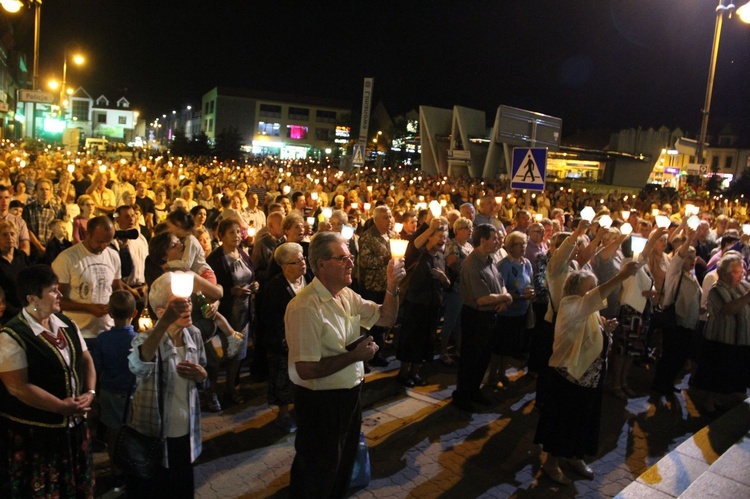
[149,272,176,312]
[562,269,598,297]
[308,231,347,276]
[330,209,347,224]
[373,205,390,217]
[717,250,743,281]
[274,242,304,266]
[504,231,528,247]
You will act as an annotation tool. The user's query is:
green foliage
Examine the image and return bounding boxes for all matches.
[188,132,211,157]
[170,129,189,156]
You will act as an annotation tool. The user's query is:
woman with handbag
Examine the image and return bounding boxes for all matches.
[125,272,207,498]
[0,264,96,498]
[395,220,450,387]
[651,227,702,396]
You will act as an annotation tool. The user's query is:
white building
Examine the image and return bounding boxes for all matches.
[66,87,140,143]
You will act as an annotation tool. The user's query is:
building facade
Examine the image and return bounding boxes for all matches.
[200,87,351,159]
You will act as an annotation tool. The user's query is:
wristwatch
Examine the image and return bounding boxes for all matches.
[87,389,96,396]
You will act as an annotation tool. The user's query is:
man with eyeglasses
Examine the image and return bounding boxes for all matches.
[285,231,405,498]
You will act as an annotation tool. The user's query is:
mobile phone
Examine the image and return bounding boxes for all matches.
[345,335,367,351]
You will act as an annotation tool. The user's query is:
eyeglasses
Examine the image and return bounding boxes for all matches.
[327,254,355,264]
[285,258,305,266]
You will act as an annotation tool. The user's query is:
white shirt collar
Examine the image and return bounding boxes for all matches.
[22,308,68,337]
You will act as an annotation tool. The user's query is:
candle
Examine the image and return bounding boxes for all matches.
[742,224,750,236]
[351,202,359,210]
[620,223,633,235]
[631,236,647,261]
[341,224,355,240]
[580,206,595,222]
[247,227,256,237]
[390,239,408,259]
[621,210,631,221]
[429,200,442,217]
[393,222,403,234]
[651,208,660,217]
[363,202,371,211]
[598,215,613,229]
[311,192,319,201]
[321,207,332,219]
[495,196,502,204]
[306,217,315,226]
[171,272,194,298]
[687,216,700,230]
[655,216,671,229]
[534,213,543,222]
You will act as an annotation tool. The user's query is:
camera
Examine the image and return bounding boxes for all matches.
[115,228,139,240]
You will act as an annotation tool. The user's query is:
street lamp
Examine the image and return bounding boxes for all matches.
[1,0,42,90]
[696,0,750,164]
[60,45,85,119]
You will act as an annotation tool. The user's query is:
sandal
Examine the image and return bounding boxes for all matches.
[541,465,572,485]
[564,458,594,479]
[440,354,456,367]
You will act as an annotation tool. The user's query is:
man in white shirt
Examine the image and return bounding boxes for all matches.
[284,231,404,498]
[52,216,123,348]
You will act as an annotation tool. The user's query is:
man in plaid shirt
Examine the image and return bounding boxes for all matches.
[22,178,66,262]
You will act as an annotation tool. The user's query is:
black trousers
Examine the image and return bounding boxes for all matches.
[359,289,388,352]
[290,383,362,498]
[653,325,694,392]
[454,306,496,401]
[126,434,194,498]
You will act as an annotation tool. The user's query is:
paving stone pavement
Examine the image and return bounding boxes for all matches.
[95,357,739,498]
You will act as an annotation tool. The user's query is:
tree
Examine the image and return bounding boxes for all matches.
[725,167,750,199]
[188,131,211,158]
[213,127,243,161]
[170,129,189,156]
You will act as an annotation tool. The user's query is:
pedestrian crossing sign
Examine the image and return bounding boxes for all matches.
[352,145,365,168]
[511,147,547,191]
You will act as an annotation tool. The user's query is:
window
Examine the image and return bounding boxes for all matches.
[287,125,308,140]
[97,114,106,124]
[210,100,215,113]
[288,107,309,121]
[316,110,337,123]
[258,121,280,136]
[725,156,733,170]
[205,102,210,114]
[259,104,282,118]
[72,100,90,122]
[208,119,213,133]
[118,116,127,125]
[315,128,330,140]
[712,156,720,170]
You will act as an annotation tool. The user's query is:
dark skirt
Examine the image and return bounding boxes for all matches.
[125,434,193,498]
[615,303,652,357]
[396,300,439,364]
[5,420,94,498]
[690,339,750,394]
[492,314,528,356]
[533,368,604,459]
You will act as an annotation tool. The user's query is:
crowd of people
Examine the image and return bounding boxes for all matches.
[0,143,748,496]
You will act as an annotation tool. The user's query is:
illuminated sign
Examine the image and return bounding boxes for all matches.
[406,120,418,134]
[43,118,66,133]
[664,168,680,174]
[335,126,350,138]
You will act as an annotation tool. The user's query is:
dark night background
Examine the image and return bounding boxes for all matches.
[6,0,750,138]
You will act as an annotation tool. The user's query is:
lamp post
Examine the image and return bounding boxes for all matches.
[696,0,750,164]
[60,46,84,119]
[0,0,42,90]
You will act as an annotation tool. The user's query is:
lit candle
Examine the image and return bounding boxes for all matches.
[306,217,315,226]
[534,213,543,222]
[247,227,256,237]
[580,206,595,222]
[631,236,647,261]
[598,215,613,229]
[311,192,319,201]
[655,216,671,229]
[67,164,75,173]
[742,224,750,236]
[621,210,631,221]
[495,196,502,204]
[363,202,371,211]
[341,224,355,240]
[171,272,194,298]
[429,200,442,217]
[687,216,700,231]
[390,239,408,259]
[351,202,359,210]
[620,223,633,235]
[393,222,403,234]
[322,207,332,219]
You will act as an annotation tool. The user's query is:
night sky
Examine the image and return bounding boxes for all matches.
[8,0,750,139]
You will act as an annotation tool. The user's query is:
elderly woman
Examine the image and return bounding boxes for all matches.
[651,227,702,396]
[396,220,450,387]
[0,265,96,497]
[259,242,308,432]
[73,195,95,244]
[206,219,259,405]
[126,272,207,498]
[488,231,534,387]
[0,220,30,317]
[440,217,473,366]
[691,251,750,412]
[534,262,638,485]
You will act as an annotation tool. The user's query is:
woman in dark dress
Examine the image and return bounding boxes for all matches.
[259,242,308,433]
[396,221,450,387]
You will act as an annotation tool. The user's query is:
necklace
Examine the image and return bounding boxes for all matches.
[42,330,67,350]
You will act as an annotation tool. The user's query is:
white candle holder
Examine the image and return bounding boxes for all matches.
[390,239,408,260]
[171,272,194,298]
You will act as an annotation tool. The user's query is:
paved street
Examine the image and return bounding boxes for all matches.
[96,354,722,498]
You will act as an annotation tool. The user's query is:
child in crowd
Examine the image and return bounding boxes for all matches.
[8,199,23,218]
[43,218,73,265]
[96,290,138,491]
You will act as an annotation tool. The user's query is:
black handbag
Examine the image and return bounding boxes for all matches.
[112,348,165,479]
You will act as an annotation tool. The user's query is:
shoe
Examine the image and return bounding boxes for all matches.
[541,465,572,485]
[440,354,456,367]
[112,475,126,492]
[564,458,594,480]
[469,392,493,406]
[411,374,428,386]
[207,393,222,412]
[275,415,297,433]
[226,331,245,358]
[397,375,415,388]
[226,390,245,405]
[369,355,390,367]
